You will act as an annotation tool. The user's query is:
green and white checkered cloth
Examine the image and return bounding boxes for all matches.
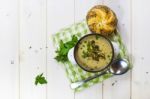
[52,20,130,91]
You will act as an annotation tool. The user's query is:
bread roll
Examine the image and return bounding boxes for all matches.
[86,5,118,36]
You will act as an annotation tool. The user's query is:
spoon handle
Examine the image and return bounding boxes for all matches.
[70,71,108,89]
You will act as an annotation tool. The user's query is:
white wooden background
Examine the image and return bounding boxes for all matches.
[0,0,150,99]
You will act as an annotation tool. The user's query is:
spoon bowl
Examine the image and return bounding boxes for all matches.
[109,59,129,75]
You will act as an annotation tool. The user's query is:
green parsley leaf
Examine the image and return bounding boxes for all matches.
[35,73,47,85]
[55,35,78,63]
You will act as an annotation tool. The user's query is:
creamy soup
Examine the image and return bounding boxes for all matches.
[75,34,113,72]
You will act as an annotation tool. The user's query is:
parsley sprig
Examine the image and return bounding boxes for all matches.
[55,35,78,62]
[35,73,47,85]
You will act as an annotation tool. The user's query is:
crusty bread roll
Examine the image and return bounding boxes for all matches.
[86,5,118,36]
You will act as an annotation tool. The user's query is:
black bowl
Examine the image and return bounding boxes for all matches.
[74,33,114,73]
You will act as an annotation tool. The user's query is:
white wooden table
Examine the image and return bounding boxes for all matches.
[0,0,150,99]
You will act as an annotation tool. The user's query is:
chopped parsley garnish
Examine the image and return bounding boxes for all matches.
[95,35,100,40]
[82,40,105,61]
[107,55,110,58]
[84,41,87,43]
[82,50,89,58]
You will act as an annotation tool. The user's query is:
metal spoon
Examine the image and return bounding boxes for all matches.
[70,59,129,89]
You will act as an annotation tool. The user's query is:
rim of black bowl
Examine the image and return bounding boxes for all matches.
[74,33,114,73]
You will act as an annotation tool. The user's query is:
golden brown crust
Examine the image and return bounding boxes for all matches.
[86,5,118,36]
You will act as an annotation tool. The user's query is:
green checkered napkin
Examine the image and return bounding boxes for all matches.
[52,20,130,91]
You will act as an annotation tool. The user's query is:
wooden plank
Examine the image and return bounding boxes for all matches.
[103,0,131,99]
[0,0,19,99]
[74,0,103,99]
[47,0,74,99]
[132,0,150,99]
[19,0,47,98]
